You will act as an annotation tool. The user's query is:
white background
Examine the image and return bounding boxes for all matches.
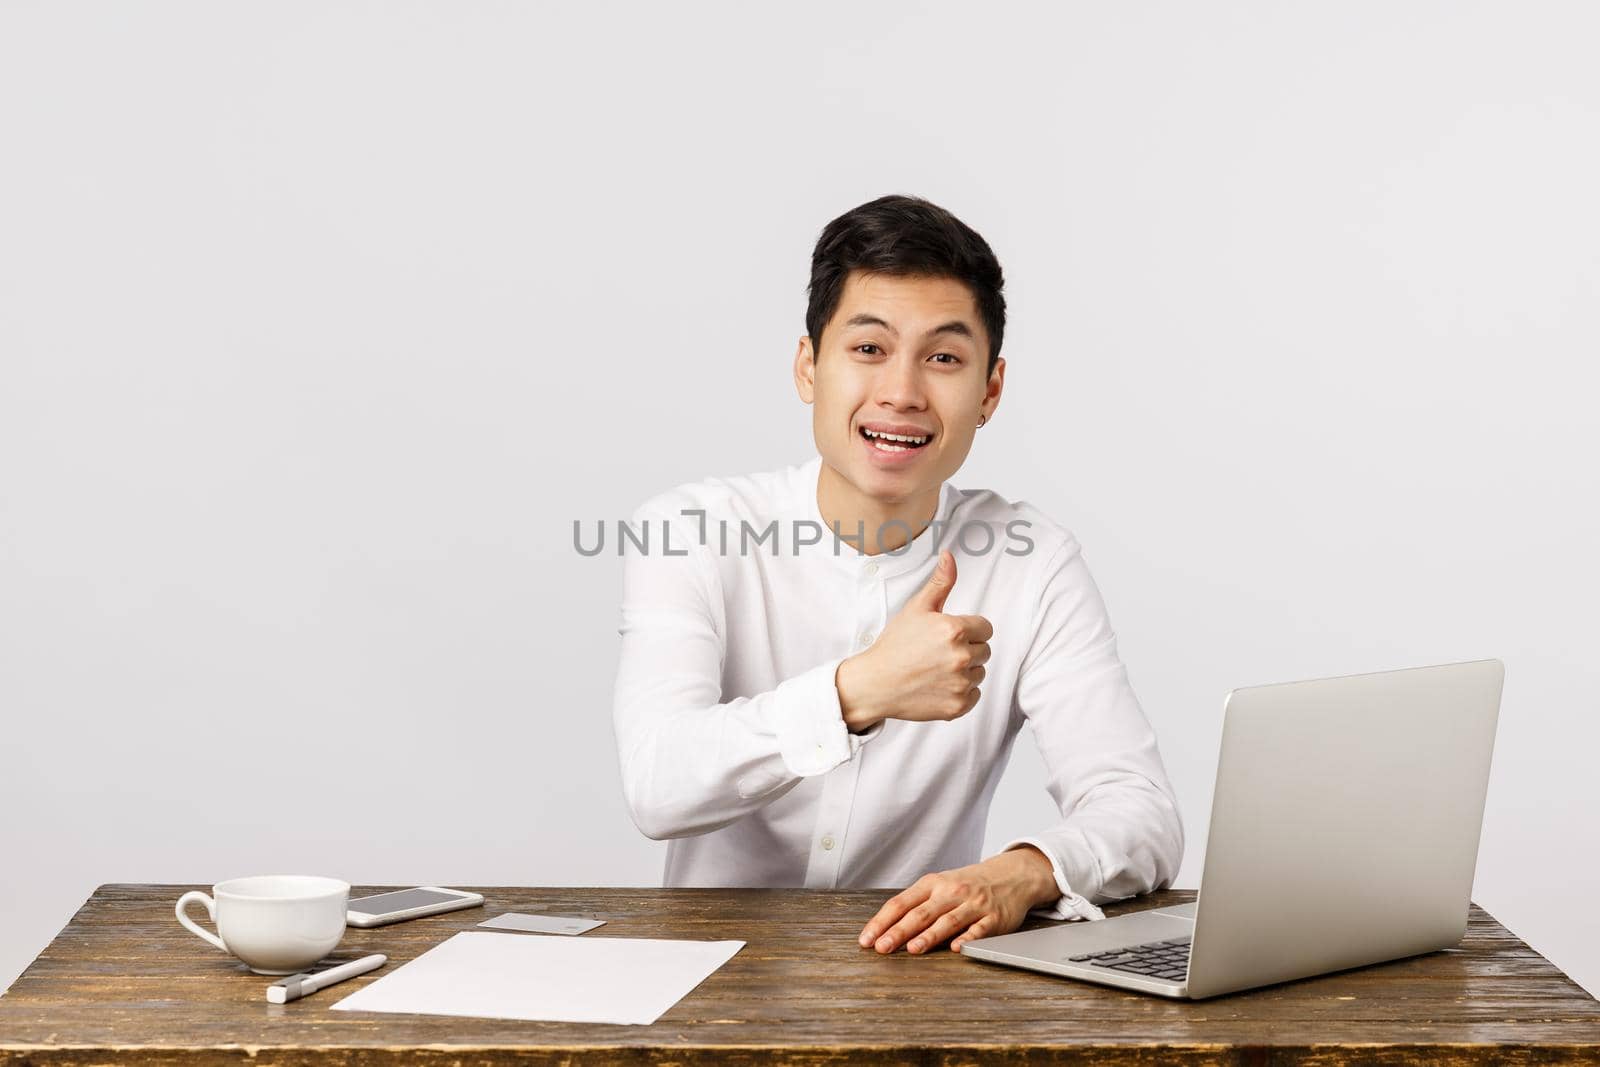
[2,2,1596,999]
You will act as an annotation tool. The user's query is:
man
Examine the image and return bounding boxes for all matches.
[611,194,1183,955]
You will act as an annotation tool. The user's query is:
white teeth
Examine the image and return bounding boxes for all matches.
[862,428,930,445]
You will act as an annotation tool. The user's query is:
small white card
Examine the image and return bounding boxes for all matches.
[478,912,606,935]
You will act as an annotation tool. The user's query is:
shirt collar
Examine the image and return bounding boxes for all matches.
[793,454,960,579]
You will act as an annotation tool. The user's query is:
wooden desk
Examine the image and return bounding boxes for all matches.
[1,884,1596,1064]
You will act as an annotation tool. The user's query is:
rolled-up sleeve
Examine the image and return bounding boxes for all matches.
[611,502,883,842]
[998,537,1185,921]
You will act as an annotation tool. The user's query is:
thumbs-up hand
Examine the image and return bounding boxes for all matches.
[836,550,994,731]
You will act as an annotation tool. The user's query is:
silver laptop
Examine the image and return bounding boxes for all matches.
[960,658,1504,999]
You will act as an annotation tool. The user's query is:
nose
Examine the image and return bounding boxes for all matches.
[873,352,928,411]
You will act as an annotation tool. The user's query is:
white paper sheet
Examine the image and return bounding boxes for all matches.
[329,930,744,1025]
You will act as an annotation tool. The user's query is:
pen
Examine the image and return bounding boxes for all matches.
[266,953,387,1003]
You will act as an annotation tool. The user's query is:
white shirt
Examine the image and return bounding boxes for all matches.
[610,454,1184,922]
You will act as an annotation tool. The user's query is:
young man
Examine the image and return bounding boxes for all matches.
[611,194,1183,955]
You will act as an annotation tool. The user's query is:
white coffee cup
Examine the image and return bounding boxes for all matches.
[176,875,350,974]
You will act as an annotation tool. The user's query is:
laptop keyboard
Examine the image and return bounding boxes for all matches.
[1068,937,1191,982]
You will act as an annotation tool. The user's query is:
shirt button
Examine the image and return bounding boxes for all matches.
[858,631,874,647]
[864,562,879,577]
[821,835,835,851]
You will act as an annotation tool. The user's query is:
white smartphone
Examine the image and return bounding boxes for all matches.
[346,887,485,928]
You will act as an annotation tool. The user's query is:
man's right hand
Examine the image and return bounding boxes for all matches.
[836,549,993,732]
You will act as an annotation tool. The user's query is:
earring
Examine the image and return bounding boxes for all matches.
[977,413,987,428]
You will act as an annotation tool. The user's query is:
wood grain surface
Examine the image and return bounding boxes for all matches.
[1,884,1596,1065]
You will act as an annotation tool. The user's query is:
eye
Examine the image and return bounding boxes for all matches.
[855,343,883,356]
[930,353,961,365]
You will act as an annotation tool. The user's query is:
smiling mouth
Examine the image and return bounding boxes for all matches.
[860,426,934,453]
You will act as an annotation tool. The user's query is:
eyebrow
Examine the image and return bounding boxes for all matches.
[843,313,975,341]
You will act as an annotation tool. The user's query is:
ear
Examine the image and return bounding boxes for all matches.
[980,356,1006,424]
[794,335,818,403]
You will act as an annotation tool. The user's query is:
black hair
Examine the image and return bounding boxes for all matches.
[806,194,1006,377]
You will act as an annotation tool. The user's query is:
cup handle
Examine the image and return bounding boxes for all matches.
[175,891,227,952]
